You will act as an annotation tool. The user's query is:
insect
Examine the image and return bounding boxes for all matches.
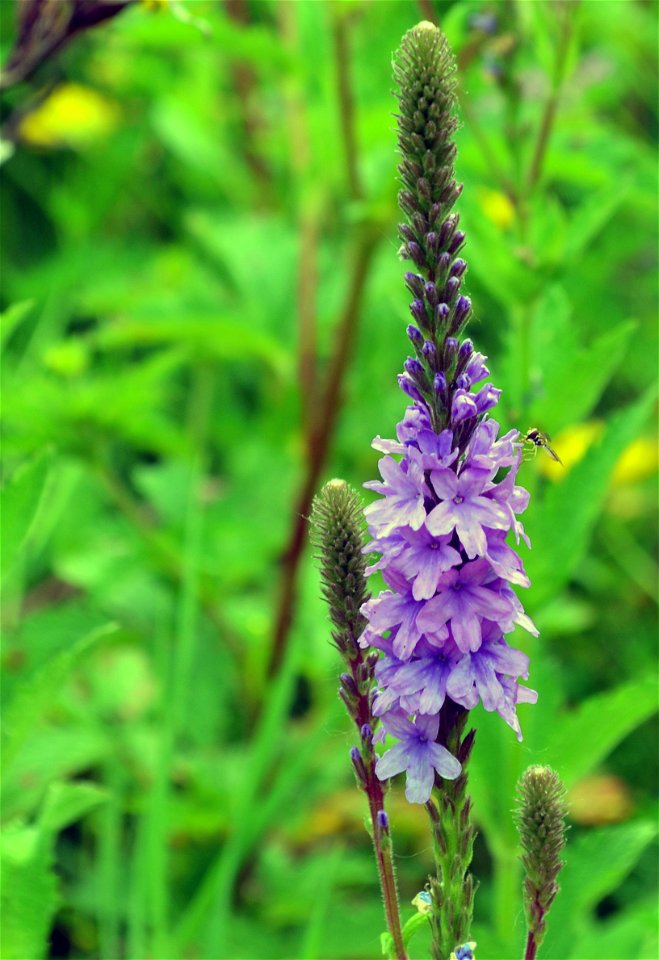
[521,427,563,464]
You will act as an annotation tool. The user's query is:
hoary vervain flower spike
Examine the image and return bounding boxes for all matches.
[310,480,408,960]
[359,21,538,960]
[515,766,568,960]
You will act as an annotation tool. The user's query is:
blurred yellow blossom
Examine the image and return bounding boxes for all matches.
[19,83,119,149]
[611,435,658,485]
[568,774,633,826]
[476,186,515,230]
[538,421,604,481]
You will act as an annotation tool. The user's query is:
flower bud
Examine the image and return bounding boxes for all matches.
[350,746,367,787]
[405,271,426,299]
[434,371,447,401]
[444,276,460,302]
[515,766,567,954]
[398,374,425,404]
[406,240,425,267]
[425,282,439,308]
[422,339,437,366]
[452,295,471,330]
[376,809,390,836]
[404,356,425,379]
[436,303,450,327]
[410,299,428,329]
[448,229,465,255]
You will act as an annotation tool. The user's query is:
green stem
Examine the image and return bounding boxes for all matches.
[425,709,476,960]
[525,2,576,192]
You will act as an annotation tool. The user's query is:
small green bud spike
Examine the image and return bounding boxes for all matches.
[310,479,369,656]
[514,766,568,960]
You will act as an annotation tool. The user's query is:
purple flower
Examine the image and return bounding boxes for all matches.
[375,711,461,804]
[361,583,448,659]
[446,630,531,712]
[426,466,510,559]
[374,637,460,716]
[395,527,461,600]
[364,456,427,535]
[417,559,515,652]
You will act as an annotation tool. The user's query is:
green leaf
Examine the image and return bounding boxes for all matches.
[401,911,431,946]
[525,387,656,606]
[1,622,117,781]
[39,781,108,833]
[569,895,658,960]
[542,821,657,959]
[531,302,636,430]
[546,675,659,786]
[0,823,57,960]
[0,450,52,585]
[0,301,35,350]
[564,182,632,260]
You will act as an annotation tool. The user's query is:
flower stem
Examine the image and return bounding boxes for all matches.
[363,767,408,960]
[425,707,476,960]
[524,930,538,960]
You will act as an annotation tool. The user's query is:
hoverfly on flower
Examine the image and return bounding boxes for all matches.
[522,428,563,465]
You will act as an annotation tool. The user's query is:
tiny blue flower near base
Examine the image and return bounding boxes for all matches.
[411,889,433,914]
[450,942,477,960]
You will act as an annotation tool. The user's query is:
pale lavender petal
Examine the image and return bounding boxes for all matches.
[428,742,461,779]
[375,742,409,780]
[405,756,435,804]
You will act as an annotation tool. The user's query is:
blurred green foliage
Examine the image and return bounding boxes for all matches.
[1,1,657,959]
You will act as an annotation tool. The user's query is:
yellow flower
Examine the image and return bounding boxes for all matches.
[476,187,515,230]
[19,83,119,149]
[537,421,603,481]
[611,436,658,486]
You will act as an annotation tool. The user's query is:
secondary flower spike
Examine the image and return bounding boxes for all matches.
[360,21,537,806]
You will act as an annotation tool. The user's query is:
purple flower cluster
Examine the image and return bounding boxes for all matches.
[360,397,537,804]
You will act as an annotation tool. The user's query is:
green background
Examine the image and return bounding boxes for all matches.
[1,1,657,958]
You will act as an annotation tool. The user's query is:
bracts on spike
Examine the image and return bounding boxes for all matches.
[311,481,407,960]
[424,705,477,960]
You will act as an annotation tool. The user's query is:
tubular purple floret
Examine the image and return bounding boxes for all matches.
[450,258,467,278]
[444,276,461,302]
[422,340,438,364]
[377,810,391,835]
[405,272,426,298]
[404,356,425,379]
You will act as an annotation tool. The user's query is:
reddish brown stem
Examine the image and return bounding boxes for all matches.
[524,930,538,960]
[268,230,377,677]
